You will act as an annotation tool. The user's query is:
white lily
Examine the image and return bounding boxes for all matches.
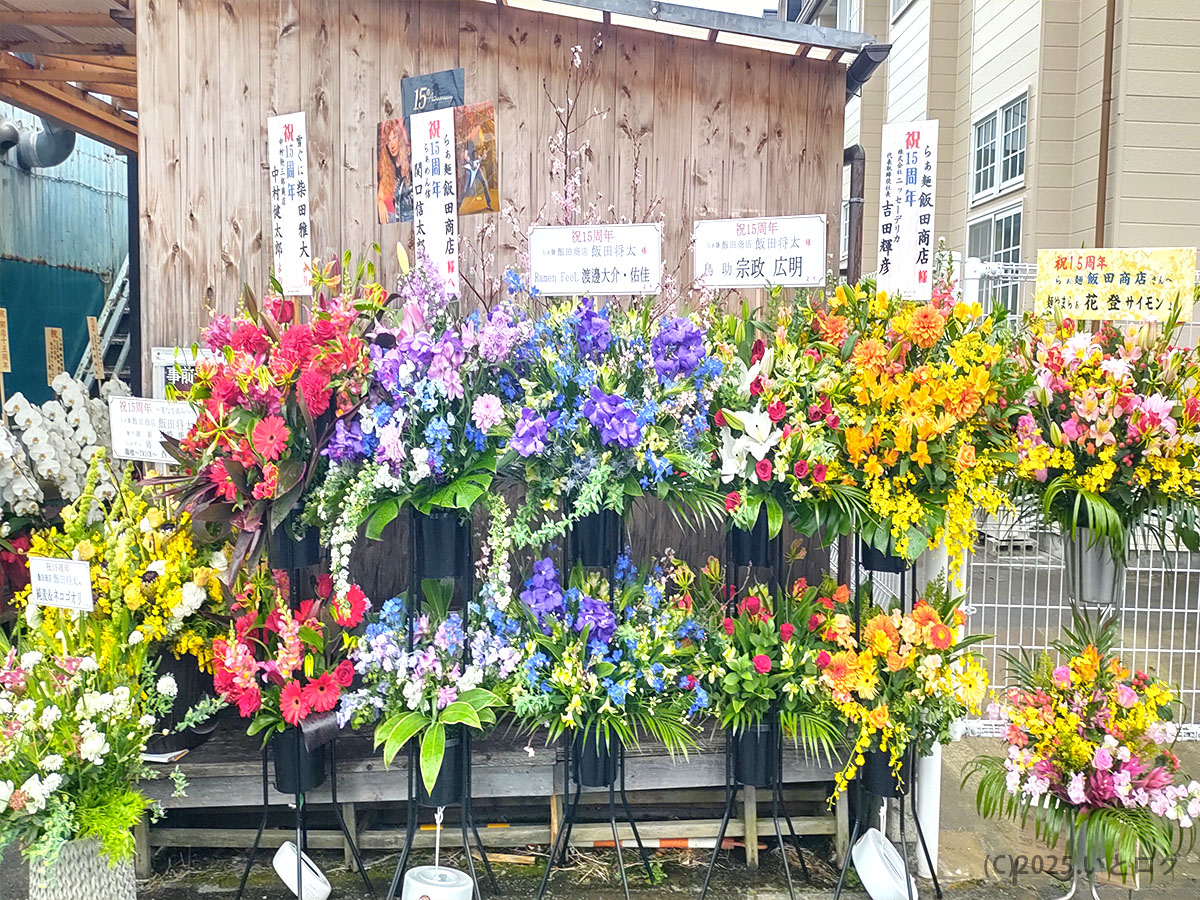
[739,409,783,461]
[718,428,748,483]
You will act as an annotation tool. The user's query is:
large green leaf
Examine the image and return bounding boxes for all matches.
[419,723,447,794]
[364,498,404,541]
[457,688,502,711]
[440,701,483,730]
[376,711,428,766]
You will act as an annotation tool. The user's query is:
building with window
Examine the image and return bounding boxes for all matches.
[827,0,1200,312]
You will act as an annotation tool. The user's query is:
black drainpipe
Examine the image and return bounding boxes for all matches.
[843,143,866,285]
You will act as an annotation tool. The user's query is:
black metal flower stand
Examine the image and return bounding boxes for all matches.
[235,724,375,900]
[536,508,653,900]
[701,514,809,900]
[386,509,498,900]
[831,537,942,900]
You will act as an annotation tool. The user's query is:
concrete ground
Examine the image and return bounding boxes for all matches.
[4,737,1200,899]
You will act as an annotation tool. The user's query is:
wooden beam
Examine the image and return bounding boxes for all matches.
[0,42,134,56]
[0,79,136,152]
[0,13,122,28]
[77,82,138,100]
[38,53,136,72]
[0,68,137,84]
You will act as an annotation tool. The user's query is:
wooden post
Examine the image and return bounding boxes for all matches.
[742,785,759,870]
[549,793,563,849]
[833,788,849,866]
[133,815,152,878]
[342,802,357,871]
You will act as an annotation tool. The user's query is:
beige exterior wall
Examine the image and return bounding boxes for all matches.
[886,1,931,124]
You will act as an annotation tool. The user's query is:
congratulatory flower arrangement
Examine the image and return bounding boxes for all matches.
[1013,304,1200,559]
[339,581,519,794]
[506,552,708,753]
[498,278,725,545]
[967,612,1199,875]
[790,274,1027,565]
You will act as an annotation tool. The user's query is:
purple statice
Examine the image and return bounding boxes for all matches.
[521,558,565,622]
[574,299,611,359]
[575,593,617,644]
[324,418,367,462]
[511,408,550,457]
[582,387,643,449]
[651,317,705,382]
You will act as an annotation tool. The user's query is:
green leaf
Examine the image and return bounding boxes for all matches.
[420,723,447,794]
[457,688,502,711]
[765,495,783,538]
[365,498,404,541]
[377,711,427,766]
[440,701,483,730]
[297,626,324,653]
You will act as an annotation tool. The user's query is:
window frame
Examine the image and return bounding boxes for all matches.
[891,0,916,23]
[966,202,1024,314]
[970,87,1030,206]
[840,200,850,262]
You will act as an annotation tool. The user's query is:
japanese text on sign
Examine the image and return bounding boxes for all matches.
[1035,248,1197,322]
[267,111,313,296]
[412,107,460,297]
[44,327,64,386]
[151,346,216,401]
[692,215,826,289]
[109,396,198,465]
[0,308,10,373]
[877,119,939,302]
[28,556,94,612]
[528,223,663,295]
[86,316,105,382]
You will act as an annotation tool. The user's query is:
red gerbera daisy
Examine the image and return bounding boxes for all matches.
[252,415,291,461]
[929,623,954,652]
[332,584,368,628]
[301,673,341,714]
[280,680,311,726]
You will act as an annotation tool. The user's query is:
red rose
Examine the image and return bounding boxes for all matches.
[749,376,765,397]
[334,660,356,687]
[750,338,765,365]
[740,596,761,616]
[713,409,727,427]
[752,654,772,675]
[316,574,334,599]
[236,687,262,717]
[723,617,735,637]
[755,459,773,481]
[812,463,828,483]
[793,460,810,479]
[725,491,742,512]
[312,318,337,343]
[780,623,795,642]
[808,613,824,632]
[767,400,787,422]
[816,650,831,668]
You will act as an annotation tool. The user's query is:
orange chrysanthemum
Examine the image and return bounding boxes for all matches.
[817,311,851,346]
[909,304,946,349]
[851,337,888,372]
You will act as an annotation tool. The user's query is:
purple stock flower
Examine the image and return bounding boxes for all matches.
[575,299,611,358]
[651,317,705,381]
[479,310,520,362]
[575,594,617,644]
[521,558,565,621]
[398,331,435,368]
[427,335,466,399]
[582,387,642,449]
[324,419,367,462]
[511,408,550,457]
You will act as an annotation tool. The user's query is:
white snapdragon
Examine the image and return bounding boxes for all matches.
[19,650,43,670]
[38,705,61,730]
[128,630,144,646]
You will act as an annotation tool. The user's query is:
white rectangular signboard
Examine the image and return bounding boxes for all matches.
[529,223,663,295]
[108,396,198,465]
[693,215,827,289]
[877,119,939,301]
[267,111,313,296]
[28,557,94,612]
[411,106,460,296]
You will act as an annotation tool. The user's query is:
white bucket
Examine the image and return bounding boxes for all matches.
[852,828,918,900]
[271,841,331,900]
[401,865,474,900]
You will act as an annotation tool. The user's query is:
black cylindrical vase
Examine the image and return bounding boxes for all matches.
[729,509,773,568]
[735,719,779,787]
[861,747,913,798]
[858,537,908,574]
[412,510,471,580]
[146,652,216,753]
[573,728,619,787]
[568,508,622,568]
[271,727,328,794]
[269,517,322,573]
[418,734,464,807]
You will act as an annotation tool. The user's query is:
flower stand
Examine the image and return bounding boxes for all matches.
[1063,526,1126,613]
[386,508,497,900]
[700,710,811,900]
[235,719,374,900]
[833,543,943,900]
[28,838,136,900]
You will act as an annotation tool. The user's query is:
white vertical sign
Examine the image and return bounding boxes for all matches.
[877,119,938,301]
[411,107,460,297]
[28,557,94,612]
[267,111,313,297]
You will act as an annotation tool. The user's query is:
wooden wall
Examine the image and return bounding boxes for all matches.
[135,0,846,362]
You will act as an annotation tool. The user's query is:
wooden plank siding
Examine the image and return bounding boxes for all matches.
[136,0,846,363]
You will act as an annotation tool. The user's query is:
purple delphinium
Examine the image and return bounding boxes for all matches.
[651,317,705,382]
[324,418,367,462]
[575,593,617,644]
[574,299,611,359]
[582,387,643,449]
[521,558,565,622]
[511,407,550,457]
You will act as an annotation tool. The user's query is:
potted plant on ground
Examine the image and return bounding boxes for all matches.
[158,255,384,580]
[210,563,367,794]
[1012,304,1200,608]
[0,610,182,899]
[965,610,1200,884]
[687,559,842,786]
[811,577,989,799]
[338,582,519,800]
[507,553,708,781]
